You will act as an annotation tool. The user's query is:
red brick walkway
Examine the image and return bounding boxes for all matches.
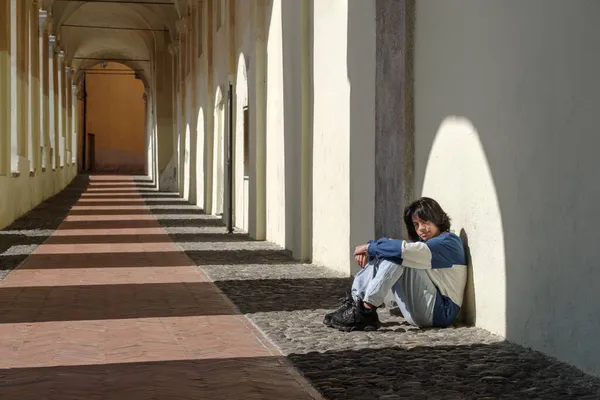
[0,175,320,399]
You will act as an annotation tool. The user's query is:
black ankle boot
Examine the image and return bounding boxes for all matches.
[323,292,354,327]
[329,299,381,332]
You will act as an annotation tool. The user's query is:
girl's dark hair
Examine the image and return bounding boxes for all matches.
[403,197,451,242]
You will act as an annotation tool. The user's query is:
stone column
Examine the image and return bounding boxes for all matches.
[65,66,71,165]
[0,0,10,175]
[249,0,267,240]
[28,0,40,173]
[177,17,187,196]
[38,7,47,171]
[17,0,30,173]
[222,0,236,228]
[188,3,198,204]
[48,34,56,169]
[142,90,149,176]
[61,52,67,167]
[204,0,214,215]
[57,49,64,167]
[9,0,21,173]
[300,0,312,261]
[194,1,205,209]
[374,0,414,240]
[182,13,193,200]
[71,83,77,165]
[169,42,179,187]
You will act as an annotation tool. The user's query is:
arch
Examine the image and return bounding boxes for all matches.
[183,121,191,200]
[235,53,249,231]
[54,1,177,40]
[236,54,249,106]
[81,61,147,174]
[195,106,206,210]
[421,116,506,332]
[73,57,151,92]
[211,85,226,215]
[214,84,225,109]
[54,0,178,92]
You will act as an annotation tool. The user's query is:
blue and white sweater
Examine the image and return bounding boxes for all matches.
[366,231,467,327]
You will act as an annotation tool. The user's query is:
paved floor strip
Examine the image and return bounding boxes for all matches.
[0,175,319,399]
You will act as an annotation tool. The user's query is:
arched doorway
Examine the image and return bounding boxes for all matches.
[81,62,146,174]
[235,54,249,231]
[212,86,225,215]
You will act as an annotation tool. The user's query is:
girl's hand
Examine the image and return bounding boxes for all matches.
[355,254,369,268]
[353,244,369,256]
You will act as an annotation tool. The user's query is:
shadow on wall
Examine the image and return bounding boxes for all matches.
[458,228,476,326]
[159,155,178,192]
[413,1,600,377]
[281,0,307,260]
[347,0,376,274]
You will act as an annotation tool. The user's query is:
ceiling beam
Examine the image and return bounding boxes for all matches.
[61,24,166,32]
[54,0,173,5]
[82,71,137,75]
[73,57,151,62]
[79,68,143,71]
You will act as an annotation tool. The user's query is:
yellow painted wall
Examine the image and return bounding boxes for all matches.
[0,164,77,229]
[85,62,145,174]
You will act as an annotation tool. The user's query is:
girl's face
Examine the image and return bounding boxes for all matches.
[411,214,441,241]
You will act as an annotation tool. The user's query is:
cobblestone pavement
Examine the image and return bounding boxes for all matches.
[138,178,600,400]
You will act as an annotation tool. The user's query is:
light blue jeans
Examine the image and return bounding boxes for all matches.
[351,259,438,327]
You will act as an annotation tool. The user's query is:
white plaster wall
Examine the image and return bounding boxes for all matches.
[414,0,600,376]
[155,52,175,191]
[281,0,304,258]
[234,53,249,231]
[212,87,225,215]
[195,53,207,210]
[233,0,255,233]
[265,0,286,248]
[183,77,192,201]
[311,1,376,274]
[210,14,228,216]
[312,2,351,273]
[235,0,266,240]
[347,0,376,273]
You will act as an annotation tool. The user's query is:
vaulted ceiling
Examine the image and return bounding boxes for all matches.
[44,0,185,87]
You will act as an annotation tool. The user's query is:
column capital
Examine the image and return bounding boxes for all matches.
[168,42,179,55]
[48,35,56,54]
[176,18,187,36]
[58,50,65,61]
[38,9,48,31]
[76,87,85,100]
